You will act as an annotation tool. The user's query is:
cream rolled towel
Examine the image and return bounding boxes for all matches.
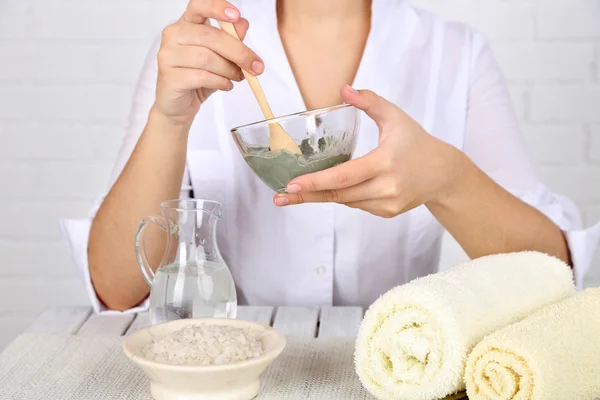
[465,288,600,400]
[354,252,576,400]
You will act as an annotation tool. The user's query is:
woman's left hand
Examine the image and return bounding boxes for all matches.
[273,85,468,218]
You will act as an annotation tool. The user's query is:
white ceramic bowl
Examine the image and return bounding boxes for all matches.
[122,318,286,400]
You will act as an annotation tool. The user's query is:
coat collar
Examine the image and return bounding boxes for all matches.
[240,0,420,155]
[244,0,418,106]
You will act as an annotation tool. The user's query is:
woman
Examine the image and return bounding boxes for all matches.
[61,0,599,313]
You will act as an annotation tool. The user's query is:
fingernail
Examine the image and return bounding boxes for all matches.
[286,183,302,194]
[227,81,234,90]
[238,72,245,81]
[224,7,240,21]
[346,84,359,94]
[251,60,264,75]
[274,196,289,206]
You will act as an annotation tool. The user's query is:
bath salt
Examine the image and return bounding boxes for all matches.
[143,324,264,365]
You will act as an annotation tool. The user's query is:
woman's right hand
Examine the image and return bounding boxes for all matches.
[154,0,264,125]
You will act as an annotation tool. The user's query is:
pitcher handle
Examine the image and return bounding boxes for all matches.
[134,216,168,286]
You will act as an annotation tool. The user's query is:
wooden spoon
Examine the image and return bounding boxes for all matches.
[218,21,302,154]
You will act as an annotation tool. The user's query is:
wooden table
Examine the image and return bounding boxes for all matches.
[12,306,468,400]
[25,305,365,338]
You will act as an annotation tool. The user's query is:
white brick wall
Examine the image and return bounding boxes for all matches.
[0,0,188,349]
[0,0,599,348]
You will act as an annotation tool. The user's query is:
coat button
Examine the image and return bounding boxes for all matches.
[316,265,326,276]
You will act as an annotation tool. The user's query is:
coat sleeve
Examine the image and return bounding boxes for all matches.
[59,37,192,314]
[463,31,600,289]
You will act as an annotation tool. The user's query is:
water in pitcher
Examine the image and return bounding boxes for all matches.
[149,261,237,325]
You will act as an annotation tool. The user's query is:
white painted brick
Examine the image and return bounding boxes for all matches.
[583,205,600,227]
[0,162,112,199]
[0,84,134,120]
[0,1,153,40]
[0,242,74,276]
[0,201,92,240]
[0,0,186,39]
[537,2,600,39]
[0,121,123,161]
[580,202,600,288]
[591,125,600,163]
[521,124,585,164]
[492,42,595,81]
[412,0,535,39]
[596,44,600,83]
[530,86,600,122]
[150,0,189,27]
[540,167,600,202]
[0,41,148,84]
[0,277,89,315]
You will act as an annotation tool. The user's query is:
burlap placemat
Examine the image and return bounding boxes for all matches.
[0,333,466,400]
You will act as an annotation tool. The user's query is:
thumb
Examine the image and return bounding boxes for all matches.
[340,85,399,128]
[233,18,250,41]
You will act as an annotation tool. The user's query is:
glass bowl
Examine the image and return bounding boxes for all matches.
[231,104,360,192]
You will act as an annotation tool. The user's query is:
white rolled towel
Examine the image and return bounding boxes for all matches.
[354,252,575,400]
[466,287,600,400]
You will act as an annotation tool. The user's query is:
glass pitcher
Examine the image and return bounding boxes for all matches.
[134,199,237,325]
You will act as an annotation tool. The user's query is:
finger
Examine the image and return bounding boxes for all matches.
[170,22,264,75]
[183,0,241,24]
[342,199,387,216]
[233,18,250,41]
[275,178,382,206]
[160,45,242,81]
[344,198,420,218]
[340,85,400,128]
[285,153,382,194]
[165,68,234,92]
